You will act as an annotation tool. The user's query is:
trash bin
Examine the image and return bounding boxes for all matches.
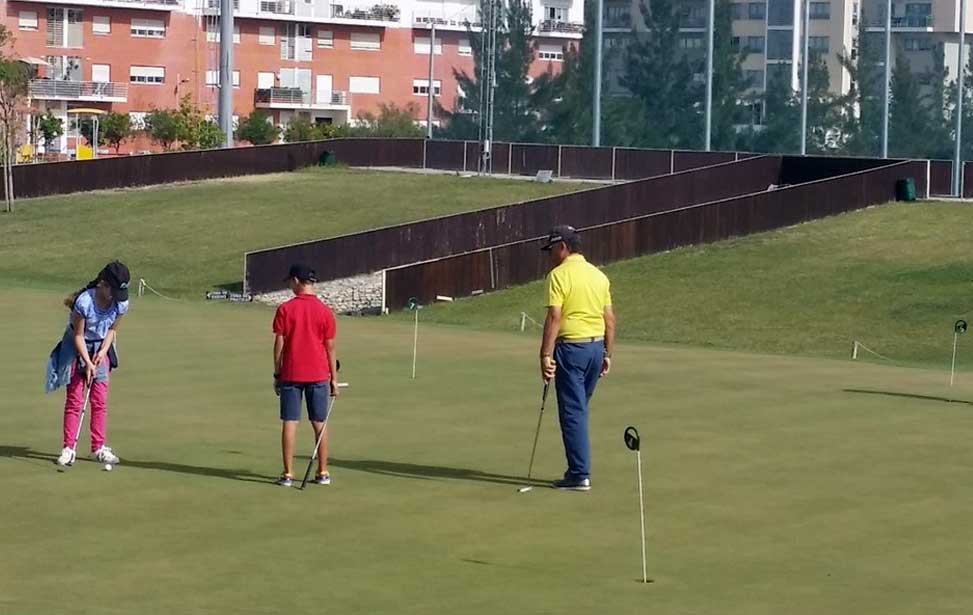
[320,151,337,166]
[895,177,917,202]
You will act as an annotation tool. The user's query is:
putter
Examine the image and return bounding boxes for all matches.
[300,395,337,490]
[517,382,550,493]
[59,384,92,470]
[624,426,649,584]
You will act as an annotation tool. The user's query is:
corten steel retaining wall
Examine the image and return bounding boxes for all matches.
[1,140,337,199]
[384,160,929,310]
[244,156,785,293]
[929,160,953,196]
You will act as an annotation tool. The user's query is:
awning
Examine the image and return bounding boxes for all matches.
[19,56,50,66]
[67,108,108,116]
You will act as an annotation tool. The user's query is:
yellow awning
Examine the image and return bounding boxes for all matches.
[66,108,108,116]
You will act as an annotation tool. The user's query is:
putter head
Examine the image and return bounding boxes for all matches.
[517,486,533,493]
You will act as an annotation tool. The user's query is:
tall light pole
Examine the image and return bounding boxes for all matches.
[426,22,436,139]
[593,0,603,146]
[881,0,891,158]
[799,0,810,155]
[218,0,234,148]
[704,0,714,150]
[955,0,967,196]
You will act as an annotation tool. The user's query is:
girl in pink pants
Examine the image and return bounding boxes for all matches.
[56,261,131,467]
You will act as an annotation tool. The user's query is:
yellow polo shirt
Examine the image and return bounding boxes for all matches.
[545,254,612,340]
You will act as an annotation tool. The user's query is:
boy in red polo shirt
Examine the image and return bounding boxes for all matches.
[272,264,339,487]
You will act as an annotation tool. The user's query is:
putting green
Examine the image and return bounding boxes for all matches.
[3,289,973,614]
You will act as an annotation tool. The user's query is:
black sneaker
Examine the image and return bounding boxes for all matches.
[552,477,591,491]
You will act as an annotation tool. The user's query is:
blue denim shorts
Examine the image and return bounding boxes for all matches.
[279,381,330,422]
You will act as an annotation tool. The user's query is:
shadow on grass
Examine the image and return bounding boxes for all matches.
[328,457,537,487]
[843,389,973,406]
[214,280,244,293]
[0,445,275,484]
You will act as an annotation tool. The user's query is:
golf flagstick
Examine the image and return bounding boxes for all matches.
[300,395,337,490]
[624,426,649,583]
[517,382,550,493]
[407,297,421,380]
[950,320,967,388]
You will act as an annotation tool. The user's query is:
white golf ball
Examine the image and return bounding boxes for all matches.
[104,463,113,472]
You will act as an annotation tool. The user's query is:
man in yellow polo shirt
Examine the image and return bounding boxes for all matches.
[539,225,615,491]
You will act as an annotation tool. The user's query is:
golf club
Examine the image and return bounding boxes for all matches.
[517,382,550,493]
[624,426,649,584]
[58,384,92,470]
[300,395,337,490]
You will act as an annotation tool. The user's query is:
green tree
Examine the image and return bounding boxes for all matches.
[709,0,748,150]
[622,0,700,148]
[174,94,223,150]
[37,110,64,151]
[0,25,28,211]
[836,13,882,156]
[236,111,279,145]
[888,52,934,158]
[920,51,953,160]
[805,53,841,154]
[349,103,424,137]
[740,69,800,153]
[100,112,131,154]
[282,115,318,142]
[145,108,180,151]
[441,0,545,142]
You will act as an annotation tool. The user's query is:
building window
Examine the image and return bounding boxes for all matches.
[904,36,932,51]
[93,16,110,35]
[744,68,764,87]
[207,21,241,43]
[744,35,765,52]
[205,70,241,87]
[130,65,165,84]
[538,43,564,60]
[748,2,766,19]
[131,18,165,38]
[809,36,829,53]
[731,3,745,19]
[809,2,830,18]
[350,32,380,50]
[46,55,82,80]
[414,36,442,55]
[47,8,84,48]
[766,0,794,26]
[317,29,333,48]
[281,23,311,60]
[259,26,275,45]
[349,75,380,94]
[92,63,110,82]
[678,34,704,49]
[458,38,472,55]
[19,11,38,31]
[544,5,567,21]
[766,30,792,59]
[412,79,442,96]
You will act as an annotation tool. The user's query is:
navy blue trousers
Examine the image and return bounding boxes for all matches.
[554,341,604,480]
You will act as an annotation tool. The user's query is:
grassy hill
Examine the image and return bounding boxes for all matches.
[414,202,973,367]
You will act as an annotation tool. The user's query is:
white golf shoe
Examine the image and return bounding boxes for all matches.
[56,447,76,466]
[92,446,120,465]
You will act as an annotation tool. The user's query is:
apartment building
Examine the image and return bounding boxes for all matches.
[4,0,582,153]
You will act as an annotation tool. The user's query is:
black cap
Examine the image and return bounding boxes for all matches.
[284,263,318,283]
[541,225,581,252]
[99,261,131,302]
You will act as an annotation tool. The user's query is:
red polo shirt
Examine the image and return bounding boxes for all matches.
[273,294,337,383]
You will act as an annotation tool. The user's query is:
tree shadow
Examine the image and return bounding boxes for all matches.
[328,457,538,487]
[843,389,973,406]
[0,444,276,485]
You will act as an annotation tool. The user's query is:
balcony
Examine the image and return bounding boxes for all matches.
[603,13,632,29]
[210,0,399,24]
[29,79,128,103]
[866,14,934,30]
[17,0,178,10]
[537,19,584,37]
[255,87,350,110]
[413,10,481,31]
[679,16,707,29]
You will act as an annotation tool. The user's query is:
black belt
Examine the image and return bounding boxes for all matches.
[557,336,604,344]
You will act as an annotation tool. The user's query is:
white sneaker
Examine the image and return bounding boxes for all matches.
[92,446,120,464]
[56,447,76,466]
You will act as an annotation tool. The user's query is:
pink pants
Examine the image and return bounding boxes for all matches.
[62,361,110,452]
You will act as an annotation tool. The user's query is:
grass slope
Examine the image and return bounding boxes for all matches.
[3,288,973,614]
[0,167,585,298]
[415,202,973,367]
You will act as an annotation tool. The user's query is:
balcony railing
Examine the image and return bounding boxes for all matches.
[867,14,934,28]
[255,87,350,107]
[537,19,584,33]
[413,10,481,29]
[603,13,632,28]
[210,0,399,22]
[679,16,707,28]
[331,2,399,21]
[29,79,128,102]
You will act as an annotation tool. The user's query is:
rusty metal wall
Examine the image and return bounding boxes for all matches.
[245,156,784,293]
[326,138,424,167]
[612,148,673,180]
[928,160,953,196]
[672,151,737,172]
[779,156,903,185]
[424,140,467,171]
[558,146,614,179]
[509,144,560,176]
[384,160,927,310]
